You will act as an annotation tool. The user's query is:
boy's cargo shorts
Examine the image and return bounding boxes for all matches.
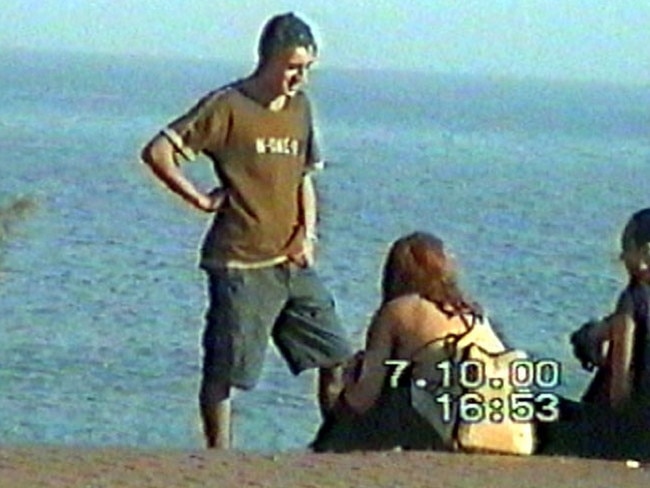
[202,263,353,390]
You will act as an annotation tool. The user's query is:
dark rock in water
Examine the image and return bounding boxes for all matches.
[0,196,36,272]
[0,196,35,243]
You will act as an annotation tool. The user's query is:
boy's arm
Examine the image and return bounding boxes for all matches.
[301,173,318,240]
[289,173,318,267]
[608,313,635,408]
[140,134,226,213]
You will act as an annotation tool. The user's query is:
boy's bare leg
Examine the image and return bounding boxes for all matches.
[199,380,232,449]
[318,365,344,418]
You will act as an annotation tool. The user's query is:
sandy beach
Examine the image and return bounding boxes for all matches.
[1,446,649,488]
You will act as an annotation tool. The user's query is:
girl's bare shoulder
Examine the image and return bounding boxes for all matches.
[381,293,433,314]
[379,294,450,330]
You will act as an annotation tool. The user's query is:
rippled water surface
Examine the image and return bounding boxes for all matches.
[1,51,649,451]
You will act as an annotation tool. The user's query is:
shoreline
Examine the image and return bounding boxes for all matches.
[1,445,648,488]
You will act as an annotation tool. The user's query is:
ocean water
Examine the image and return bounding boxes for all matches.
[1,50,649,452]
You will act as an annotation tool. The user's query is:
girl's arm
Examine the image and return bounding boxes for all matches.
[342,309,395,414]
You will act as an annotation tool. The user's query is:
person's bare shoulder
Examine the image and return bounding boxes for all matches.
[378,294,419,318]
[380,295,466,351]
[379,294,445,331]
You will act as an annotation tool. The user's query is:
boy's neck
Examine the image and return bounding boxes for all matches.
[241,75,287,112]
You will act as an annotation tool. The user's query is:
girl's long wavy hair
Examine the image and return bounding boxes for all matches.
[381,232,481,318]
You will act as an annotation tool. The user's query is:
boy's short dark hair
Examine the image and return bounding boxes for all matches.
[622,208,650,254]
[258,13,317,64]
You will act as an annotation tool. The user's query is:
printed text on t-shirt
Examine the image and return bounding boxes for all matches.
[255,137,300,156]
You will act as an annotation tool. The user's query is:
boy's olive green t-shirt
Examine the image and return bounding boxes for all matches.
[163,84,321,267]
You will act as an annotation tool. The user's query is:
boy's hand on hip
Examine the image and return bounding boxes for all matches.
[288,237,316,268]
[195,188,228,213]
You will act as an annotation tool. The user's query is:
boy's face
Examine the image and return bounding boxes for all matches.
[262,45,317,98]
[623,242,650,282]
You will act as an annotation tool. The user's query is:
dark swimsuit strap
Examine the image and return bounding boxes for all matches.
[408,306,479,362]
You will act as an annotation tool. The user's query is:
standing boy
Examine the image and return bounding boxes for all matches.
[140,13,352,449]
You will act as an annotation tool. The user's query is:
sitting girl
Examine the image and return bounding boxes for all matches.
[312,231,527,453]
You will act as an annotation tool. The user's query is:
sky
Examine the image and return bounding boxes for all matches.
[2,0,649,84]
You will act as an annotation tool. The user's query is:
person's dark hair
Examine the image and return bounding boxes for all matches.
[621,208,650,255]
[621,208,650,283]
[258,12,317,65]
[381,232,480,317]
